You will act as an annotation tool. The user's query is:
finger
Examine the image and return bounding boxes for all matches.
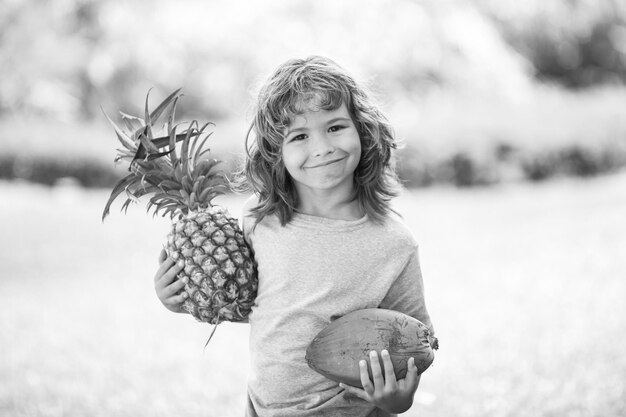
[339,383,369,401]
[359,360,374,395]
[404,357,421,391]
[158,248,168,265]
[154,256,176,282]
[369,351,385,389]
[381,350,398,389]
[156,260,185,287]
[166,291,189,306]
[163,275,188,297]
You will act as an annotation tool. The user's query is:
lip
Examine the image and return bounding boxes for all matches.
[305,157,345,169]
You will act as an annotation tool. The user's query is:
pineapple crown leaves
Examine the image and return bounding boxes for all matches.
[102,88,228,222]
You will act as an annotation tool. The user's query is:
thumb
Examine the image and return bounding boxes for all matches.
[339,383,369,401]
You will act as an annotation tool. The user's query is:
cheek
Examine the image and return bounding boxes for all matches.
[348,137,363,172]
[280,148,299,177]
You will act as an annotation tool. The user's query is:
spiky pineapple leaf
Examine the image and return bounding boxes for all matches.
[138,127,159,155]
[198,189,222,205]
[157,179,182,191]
[159,204,181,218]
[173,164,183,182]
[102,108,136,151]
[132,131,196,162]
[195,158,221,177]
[119,112,145,132]
[103,87,228,220]
[180,121,197,178]
[132,89,183,162]
[193,130,214,168]
[102,174,141,221]
[189,122,213,167]
[149,88,182,124]
[121,198,135,214]
[144,88,154,130]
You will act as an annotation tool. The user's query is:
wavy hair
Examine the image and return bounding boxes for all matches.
[236,56,400,226]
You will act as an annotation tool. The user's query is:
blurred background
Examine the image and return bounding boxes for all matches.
[2,0,626,184]
[1,0,625,416]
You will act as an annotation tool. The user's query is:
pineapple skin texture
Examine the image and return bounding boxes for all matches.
[165,205,258,324]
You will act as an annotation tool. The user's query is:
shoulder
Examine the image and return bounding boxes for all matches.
[241,194,260,239]
[358,214,418,259]
[239,194,282,238]
[242,193,258,216]
[373,213,418,249]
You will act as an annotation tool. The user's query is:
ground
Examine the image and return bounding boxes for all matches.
[1,172,625,416]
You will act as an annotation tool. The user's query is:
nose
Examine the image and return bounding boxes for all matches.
[311,133,335,157]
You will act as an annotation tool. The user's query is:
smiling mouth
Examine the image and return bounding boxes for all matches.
[306,157,345,169]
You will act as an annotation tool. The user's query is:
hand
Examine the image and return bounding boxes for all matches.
[154,249,189,313]
[339,350,421,414]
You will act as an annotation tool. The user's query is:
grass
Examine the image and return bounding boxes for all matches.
[1,171,625,416]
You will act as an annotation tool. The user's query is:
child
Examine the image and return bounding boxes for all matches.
[154,56,436,416]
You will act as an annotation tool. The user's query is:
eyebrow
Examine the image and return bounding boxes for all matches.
[285,126,306,136]
[285,117,352,137]
[327,117,352,125]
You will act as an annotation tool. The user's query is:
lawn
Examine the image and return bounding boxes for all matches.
[1,172,625,416]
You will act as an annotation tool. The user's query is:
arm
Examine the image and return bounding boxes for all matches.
[341,246,436,412]
[380,246,435,338]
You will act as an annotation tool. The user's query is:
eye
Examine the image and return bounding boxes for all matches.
[289,134,307,142]
[328,125,346,133]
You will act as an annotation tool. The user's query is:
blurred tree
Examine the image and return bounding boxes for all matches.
[4,0,622,121]
[476,0,626,88]
[71,0,105,119]
[1,0,533,120]
[0,0,101,119]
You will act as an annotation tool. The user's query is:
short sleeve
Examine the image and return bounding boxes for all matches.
[379,246,435,337]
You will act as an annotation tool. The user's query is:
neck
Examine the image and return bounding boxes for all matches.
[296,192,363,220]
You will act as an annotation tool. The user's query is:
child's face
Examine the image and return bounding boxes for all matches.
[281,102,361,200]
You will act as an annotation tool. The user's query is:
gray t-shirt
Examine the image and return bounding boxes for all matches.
[243,208,435,417]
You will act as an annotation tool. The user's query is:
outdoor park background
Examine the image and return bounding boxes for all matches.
[1,0,625,416]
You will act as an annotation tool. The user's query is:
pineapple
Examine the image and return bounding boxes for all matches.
[102,89,257,328]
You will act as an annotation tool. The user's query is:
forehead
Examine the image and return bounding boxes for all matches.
[283,88,345,120]
[288,102,350,129]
